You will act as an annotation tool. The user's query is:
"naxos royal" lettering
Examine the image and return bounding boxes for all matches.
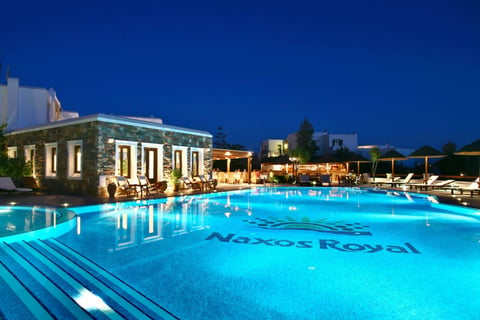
[205,232,421,254]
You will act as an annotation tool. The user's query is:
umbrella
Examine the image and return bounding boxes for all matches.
[455,138,480,176]
[408,145,446,182]
[347,153,370,175]
[379,149,407,180]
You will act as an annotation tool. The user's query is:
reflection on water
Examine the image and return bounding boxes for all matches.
[89,197,212,251]
[0,206,67,237]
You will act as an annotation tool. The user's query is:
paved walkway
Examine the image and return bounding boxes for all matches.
[1,183,480,209]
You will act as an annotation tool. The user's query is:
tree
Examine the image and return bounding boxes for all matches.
[227,143,246,151]
[0,124,32,178]
[213,126,228,148]
[290,118,318,163]
[369,146,381,181]
[334,147,355,162]
[438,141,463,175]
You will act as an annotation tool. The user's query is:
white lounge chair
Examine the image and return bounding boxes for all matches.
[0,177,33,193]
[409,175,439,190]
[444,178,480,196]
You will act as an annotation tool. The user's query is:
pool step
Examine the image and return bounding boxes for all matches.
[0,240,178,320]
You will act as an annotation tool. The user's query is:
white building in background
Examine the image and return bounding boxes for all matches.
[260,139,288,159]
[327,133,358,153]
[0,77,78,131]
[281,131,358,156]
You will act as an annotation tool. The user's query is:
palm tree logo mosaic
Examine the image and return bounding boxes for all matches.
[243,216,371,236]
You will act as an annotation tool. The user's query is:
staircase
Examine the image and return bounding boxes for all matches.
[0,238,178,320]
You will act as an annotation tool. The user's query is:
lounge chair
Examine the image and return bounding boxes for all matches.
[409,175,439,190]
[182,177,202,190]
[0,176,33,194]
[299,174,311,186]
[444,178,480,197]
[22,176,50,195]
[375,173,414,188]
[428,179,456,190]
[320,174,331,186]
[396,173,415,186]
[137,175,160,195]
[199,174,216,190]
[115,176,138,196]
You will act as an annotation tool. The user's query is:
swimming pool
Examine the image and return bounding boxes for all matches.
[1,187,480,319]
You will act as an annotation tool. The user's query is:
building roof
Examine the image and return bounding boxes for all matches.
[5,113,212,138]
[212,148,253,160]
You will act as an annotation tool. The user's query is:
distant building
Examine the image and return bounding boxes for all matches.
[0,77,78,131]
[259,139,288,159]
[284,131,358,156]
[2,77,213,196]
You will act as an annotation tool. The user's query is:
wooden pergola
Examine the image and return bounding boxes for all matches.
[212,148,253,183]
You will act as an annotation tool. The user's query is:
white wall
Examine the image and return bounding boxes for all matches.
[0,77,78,131]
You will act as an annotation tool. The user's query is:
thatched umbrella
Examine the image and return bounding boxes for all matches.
[408,145,445,182]
[379,149,407,180]
[455,138,480,176]
[347,153,370,175]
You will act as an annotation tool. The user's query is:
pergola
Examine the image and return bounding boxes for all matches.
[212,148,253,183]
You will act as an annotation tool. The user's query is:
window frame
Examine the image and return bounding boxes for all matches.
[45,143,58,178]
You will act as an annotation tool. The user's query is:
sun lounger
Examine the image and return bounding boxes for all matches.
[443,178,480,197]
[409,175,439,190]
[375,173,414,188]
[199,174,217,190]
[320,174,331,186]
[182,177,202,190]
[115,176,138,196]
[0,176,33,194]
[413,179,456,191]
[22,176,50,195]
[299,174,311,186]
[137,175,160,195]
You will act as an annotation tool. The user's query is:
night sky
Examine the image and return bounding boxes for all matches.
[2,0,479,152]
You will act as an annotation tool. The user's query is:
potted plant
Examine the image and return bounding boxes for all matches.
[170,169,182,191]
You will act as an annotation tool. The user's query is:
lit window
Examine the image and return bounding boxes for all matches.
[45,143,58,177]
[332,139,343,147]
[192,151,199,176]
[120,146,131,178]
[67,140,83,178]
[190,147,204,177]
[7,147,17,158]
[115,141,137,179]
[24,145,36,175]
[142,143,163,183]
[175,150,182,172]
[172,146,188,177]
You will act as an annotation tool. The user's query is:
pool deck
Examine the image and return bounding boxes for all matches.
[1,183,480,209]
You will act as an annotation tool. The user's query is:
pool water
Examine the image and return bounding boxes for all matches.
[1,187,480,319]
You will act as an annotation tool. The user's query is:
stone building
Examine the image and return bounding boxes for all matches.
[2,78,213,196]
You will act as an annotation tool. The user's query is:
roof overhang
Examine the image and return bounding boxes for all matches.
[212,148,253,160]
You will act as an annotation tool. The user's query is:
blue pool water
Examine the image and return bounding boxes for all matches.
[1,187,480,319]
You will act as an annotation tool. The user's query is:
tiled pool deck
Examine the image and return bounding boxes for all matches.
[1,183,479,209]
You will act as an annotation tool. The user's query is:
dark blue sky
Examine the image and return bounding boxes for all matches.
[2,0,479,152]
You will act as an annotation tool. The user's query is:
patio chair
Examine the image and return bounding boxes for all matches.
[0,176,33,194]
[299,174,311,186]
[115,176,138,196]
[137,175,160,195]
[320,174,331,186]
[22,176,51,195]
[199,174,217,190]
[182,177,202,190]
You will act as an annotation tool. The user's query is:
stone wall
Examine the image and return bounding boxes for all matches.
[6,118,213,197]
